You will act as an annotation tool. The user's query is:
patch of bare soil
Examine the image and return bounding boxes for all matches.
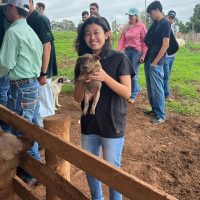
[56,92,200,200]
[20,92,199,200]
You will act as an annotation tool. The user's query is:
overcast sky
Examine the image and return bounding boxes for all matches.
[40,0,199,26]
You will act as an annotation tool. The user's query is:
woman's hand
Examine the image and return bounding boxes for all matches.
[89,68,108,82]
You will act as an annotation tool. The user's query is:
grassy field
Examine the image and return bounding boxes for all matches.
[53,31,200,116]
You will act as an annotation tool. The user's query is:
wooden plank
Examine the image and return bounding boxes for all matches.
[13,176,40,200]
[20,154,89,200]
[0,105,178,200]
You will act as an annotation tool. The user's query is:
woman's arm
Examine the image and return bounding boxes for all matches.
[117,33,125,51]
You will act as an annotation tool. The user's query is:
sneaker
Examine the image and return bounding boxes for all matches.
[165,97,173,102]
[150,117,166,124]
[143,110,155,116]
[127,98,135,104]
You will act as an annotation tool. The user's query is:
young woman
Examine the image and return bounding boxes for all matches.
[117,7,147,104]
[74,17,134,200]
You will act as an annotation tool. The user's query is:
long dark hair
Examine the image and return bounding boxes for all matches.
[75,17,112,56]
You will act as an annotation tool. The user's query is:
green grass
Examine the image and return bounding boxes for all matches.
[53,31,200,116]
[165,45,200,116]
[54,31,77,63]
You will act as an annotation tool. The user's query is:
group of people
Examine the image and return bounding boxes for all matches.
[75,1,177,199]
[0,0,178,199]
[117,5,177,125]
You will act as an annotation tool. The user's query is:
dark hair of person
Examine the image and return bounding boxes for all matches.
[90,2,99,10]
[16,6,28,18]
[75,17,111,56]
[82,11,89,16]
[147,1,162,13]
[36,2,45,10]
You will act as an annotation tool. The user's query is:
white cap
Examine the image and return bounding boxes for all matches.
[7,0,29,12]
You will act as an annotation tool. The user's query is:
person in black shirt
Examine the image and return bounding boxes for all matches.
[144,1,171,124]
[17,0,57,187]
[89,2,111,31]
[163,10,177,102]
[74,17,134,200]
[27,0,57,125]
[77,11,89,33]
[36,2,51,29]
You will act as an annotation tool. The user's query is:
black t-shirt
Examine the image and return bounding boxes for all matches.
[144,18,171,65]
[78,50,135,138]
[27,10,58,78]
[43,15,51,30]
[77,22,83,33]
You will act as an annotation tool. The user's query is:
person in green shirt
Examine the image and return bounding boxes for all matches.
[0,0,43,187]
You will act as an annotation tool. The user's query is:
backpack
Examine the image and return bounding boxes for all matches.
[167,30,179,55]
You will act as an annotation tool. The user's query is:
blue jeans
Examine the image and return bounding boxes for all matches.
[0,76,10,131]
[8,79,41,162]
[125,47,142,100]
[163,56,175,98]
[81,134,124,200]
[144,62,165,119]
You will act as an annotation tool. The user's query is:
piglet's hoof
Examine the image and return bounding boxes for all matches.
[90,110,95,115]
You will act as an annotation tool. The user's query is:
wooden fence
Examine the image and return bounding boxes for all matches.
[0,104,178,200]
[182,32,200,43]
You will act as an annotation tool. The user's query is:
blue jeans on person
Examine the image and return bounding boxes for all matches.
[163,56,175,98]
[144,62,165,119]
[8,79,41,180]
[125,47,142,100]
[0,76,10,131]
[81,134,124,200]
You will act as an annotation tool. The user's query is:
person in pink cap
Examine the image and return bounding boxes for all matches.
[117,7,147,104]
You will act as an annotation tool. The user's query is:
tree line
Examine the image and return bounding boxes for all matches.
[177,4,200,33]
[50,4,200,34]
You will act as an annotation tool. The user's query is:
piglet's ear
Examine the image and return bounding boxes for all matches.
[93,54,101,61]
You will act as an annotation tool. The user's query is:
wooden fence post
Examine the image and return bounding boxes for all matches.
[0,132,23,200]
[43,114,71,200]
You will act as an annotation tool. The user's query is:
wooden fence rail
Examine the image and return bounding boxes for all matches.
[0,105,178,200]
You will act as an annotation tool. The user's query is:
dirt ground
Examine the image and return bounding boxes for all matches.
[54,92,200,200]
[20,92,200,200]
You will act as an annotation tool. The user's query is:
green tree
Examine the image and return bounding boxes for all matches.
[194,20,200,32]
[177,21,186,33]
[193,4,200,19]
[177,4,200,33]
[193,4,200,32]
